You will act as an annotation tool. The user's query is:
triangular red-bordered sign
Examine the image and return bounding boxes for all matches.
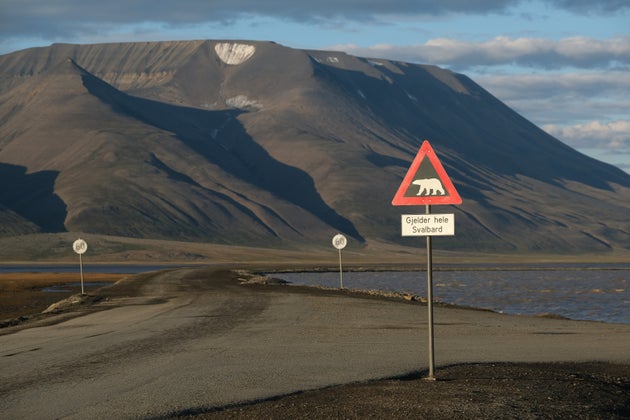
[392,140,462,206]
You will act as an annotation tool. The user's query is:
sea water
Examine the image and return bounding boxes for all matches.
[279,267,629,324]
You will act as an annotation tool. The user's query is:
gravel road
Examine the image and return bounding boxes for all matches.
[1,267,629,419]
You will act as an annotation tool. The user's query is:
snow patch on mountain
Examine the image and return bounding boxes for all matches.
[226,95,261,110]
[214,43,256,65]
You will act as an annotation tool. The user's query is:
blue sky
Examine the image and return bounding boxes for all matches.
[1,0,629,173]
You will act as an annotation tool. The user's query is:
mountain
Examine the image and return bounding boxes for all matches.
[1,40,629,255]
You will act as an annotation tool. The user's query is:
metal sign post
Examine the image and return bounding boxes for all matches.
[425,204,436,380]
[392,140,462,381]
[72,238,88,295]
[332,234,348,289]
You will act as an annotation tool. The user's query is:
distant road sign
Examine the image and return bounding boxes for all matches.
[332,234,347,250]
[73,238,88,255]
[401,214,455,236]
[392,140,462,206]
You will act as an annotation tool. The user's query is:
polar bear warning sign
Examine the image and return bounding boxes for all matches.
[392,140,462,206]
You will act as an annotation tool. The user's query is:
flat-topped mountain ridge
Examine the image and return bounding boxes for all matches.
[1,40,629,253]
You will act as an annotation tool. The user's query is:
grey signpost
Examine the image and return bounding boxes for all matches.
[425,204,435,379]
[72,238,88,295]
[392,140,462,380]
[332,233,347,288]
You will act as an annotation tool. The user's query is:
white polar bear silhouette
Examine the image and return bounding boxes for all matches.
[412,178,444,196]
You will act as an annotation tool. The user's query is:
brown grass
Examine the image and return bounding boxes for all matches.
[0,273,125,321]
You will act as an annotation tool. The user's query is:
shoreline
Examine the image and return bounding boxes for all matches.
[2,261,630,271]
[280,282,628,325]
[270,270,629,325]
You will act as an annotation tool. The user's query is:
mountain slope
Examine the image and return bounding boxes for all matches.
[1,40,629,253]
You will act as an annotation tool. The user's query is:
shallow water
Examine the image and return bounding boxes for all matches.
[280,268,630,324]
[42,282,112,292]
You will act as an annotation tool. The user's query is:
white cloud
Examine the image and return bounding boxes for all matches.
[475,71,630,100]
[543,120,630,150]
[472,71,630,126]
[334,35,630,70]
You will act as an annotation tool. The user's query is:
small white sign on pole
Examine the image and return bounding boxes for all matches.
[72,238,88,295]
[332,234,347,289]
[401,214,455,236]
[332,234,347,250]
[73,239,88,255]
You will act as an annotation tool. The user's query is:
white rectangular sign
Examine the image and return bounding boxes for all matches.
[401,214,455,236]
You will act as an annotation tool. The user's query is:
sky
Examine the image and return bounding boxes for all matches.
[1,0,629,173]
